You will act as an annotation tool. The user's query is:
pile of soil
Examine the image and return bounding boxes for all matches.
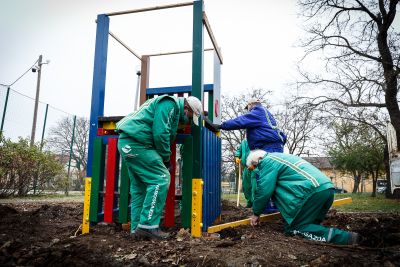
[0,199,399,266]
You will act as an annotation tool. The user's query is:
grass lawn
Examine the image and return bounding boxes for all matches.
[334,193,400,213]
[223,192,400,213]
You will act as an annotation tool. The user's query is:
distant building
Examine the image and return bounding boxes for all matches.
[302,157,375,193]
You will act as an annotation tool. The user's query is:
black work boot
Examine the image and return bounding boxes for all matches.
[348,232,359,245]
[135,227,170,240]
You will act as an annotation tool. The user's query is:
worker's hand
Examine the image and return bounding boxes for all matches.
[235,157,241,165]
[203,116,221,131]
[212,123,221,130]
[250,215,260,226]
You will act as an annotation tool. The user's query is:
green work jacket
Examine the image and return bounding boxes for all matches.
[235,139,250,168]
[253,153,334,225]
[116,95,184,162]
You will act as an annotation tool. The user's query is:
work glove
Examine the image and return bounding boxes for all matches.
[164,161,171,171]
[235,157,241,165]
[250,215,260,226]
[203,116,221,131]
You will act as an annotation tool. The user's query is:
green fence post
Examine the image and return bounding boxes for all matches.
[40,104,49,150]
[0,87,11,133]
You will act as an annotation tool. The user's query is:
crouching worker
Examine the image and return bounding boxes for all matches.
[246,150,359,245]
[116,95,202,240]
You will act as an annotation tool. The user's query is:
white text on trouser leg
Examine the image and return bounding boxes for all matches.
[148,185,160,220]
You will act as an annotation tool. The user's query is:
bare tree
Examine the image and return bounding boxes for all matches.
[275,98,320,156]
[220,88,278,183]
[46,116,89,190]
[297,0,400,146]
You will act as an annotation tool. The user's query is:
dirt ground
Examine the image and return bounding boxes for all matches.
[0,199,399,267]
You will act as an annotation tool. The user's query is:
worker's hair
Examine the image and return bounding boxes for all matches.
[246,150,267,168]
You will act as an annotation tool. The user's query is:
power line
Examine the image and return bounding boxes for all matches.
[2,86,74,117]
[1,58,39,87]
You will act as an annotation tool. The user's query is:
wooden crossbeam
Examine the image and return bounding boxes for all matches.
[207,197,353,234]
[106,2,194,16]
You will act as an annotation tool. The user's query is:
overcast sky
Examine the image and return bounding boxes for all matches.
[0,0,303,121]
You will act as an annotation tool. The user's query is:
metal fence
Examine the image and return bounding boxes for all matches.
[0,86,74,146]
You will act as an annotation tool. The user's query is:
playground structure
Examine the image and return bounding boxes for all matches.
[84,1,223,237]
[81,1,355,237]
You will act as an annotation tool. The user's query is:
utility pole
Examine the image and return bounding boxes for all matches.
[30,55,43,147]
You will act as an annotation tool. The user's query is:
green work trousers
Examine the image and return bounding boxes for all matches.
[285,188,350,245]
[242,167,257,207]
[118,138,170,232]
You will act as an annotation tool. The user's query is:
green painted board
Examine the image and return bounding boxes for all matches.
[118,161,130,223]
[181,136,193,229]
[191,0,204,178]
[89,138,105,222]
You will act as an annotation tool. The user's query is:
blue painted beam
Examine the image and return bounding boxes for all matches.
[146,84,213,95]
[87,14,109,177]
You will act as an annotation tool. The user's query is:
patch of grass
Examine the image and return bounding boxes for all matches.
[334,193,400,213]
[0,191,84,203]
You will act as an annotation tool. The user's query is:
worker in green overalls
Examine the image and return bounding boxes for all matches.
[235,139,257,208]
[116,95,202,240]
[246,150,359,245]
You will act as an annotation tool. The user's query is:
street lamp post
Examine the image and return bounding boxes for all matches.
[30,55,49,147]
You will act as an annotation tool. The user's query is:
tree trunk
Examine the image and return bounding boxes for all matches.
[377,6,400,150]
[371,171,377,198]
[352,172,360,193]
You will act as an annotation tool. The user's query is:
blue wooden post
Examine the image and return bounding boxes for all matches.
[87,14,109,177]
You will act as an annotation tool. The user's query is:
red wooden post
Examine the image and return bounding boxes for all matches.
[104,138,118,223]
[164,140,176,227]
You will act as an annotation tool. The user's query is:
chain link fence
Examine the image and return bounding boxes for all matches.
[0,86,85,195]
[0,86,74,145]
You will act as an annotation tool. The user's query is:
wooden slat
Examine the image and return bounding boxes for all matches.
[202,12,223,64]
[89,138,106,222]
[109,31,141,60]
[104,138,118,223]
[181,137,193,228]
[207,198,353,233]
[191,179,203,237]
[106,2,194,16]
[118,161,130,223]
[164,141,177,227]
[332,197,352,206]
[147,48,214,57]
[82,178,92,234]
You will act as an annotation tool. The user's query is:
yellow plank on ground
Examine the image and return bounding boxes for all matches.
[82,177,92,234]
[207,197,352,234]
[207,212,281,233]
[191,178,203,238]
[332,197,352,206]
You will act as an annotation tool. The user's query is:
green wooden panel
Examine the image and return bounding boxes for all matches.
[118,161,130,223]
[181,136,193,228]
[191,0,204,178]
[89,138,105,222]
[208,91,214,121]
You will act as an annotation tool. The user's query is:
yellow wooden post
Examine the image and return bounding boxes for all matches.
[191,178,203,237]
[82,177,92,234]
